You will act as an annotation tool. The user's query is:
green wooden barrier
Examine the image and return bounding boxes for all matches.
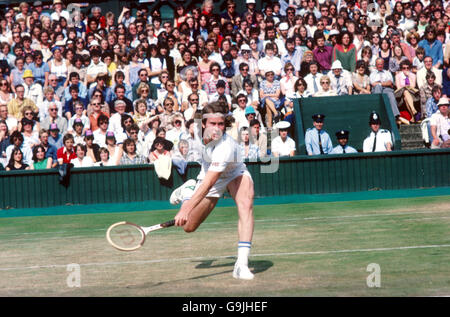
[1,149,449,209]
[294,94,401,155]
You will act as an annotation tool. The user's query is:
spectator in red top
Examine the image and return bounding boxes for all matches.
[57,133,76,164]
[91,6,107,29]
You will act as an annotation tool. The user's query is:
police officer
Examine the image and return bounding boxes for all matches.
[363,111,393,152]
[331,130,357,154]
[304,114,333,155]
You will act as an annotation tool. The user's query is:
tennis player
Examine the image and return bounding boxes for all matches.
[170,101,255,280]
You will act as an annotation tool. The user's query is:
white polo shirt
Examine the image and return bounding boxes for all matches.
[271,136,296,157]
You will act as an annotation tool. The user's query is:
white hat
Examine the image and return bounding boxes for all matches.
[331,60,343,70]
[437,97,450,107]
[329,30,340,36]
[279,22,289,31]
[89,40,100,47]
[276,121,291,129]
[246,0,256,4]
[240,44,250,51]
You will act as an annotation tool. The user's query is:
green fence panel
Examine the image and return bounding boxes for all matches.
[294,94,402,155]
[1,149,449,210]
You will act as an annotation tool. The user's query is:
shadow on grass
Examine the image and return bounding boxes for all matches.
[189,258,274,280]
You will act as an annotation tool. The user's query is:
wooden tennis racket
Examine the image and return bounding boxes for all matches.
[106,220,175,251]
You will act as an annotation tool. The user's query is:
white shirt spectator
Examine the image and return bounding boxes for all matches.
[304,72,323,95]
[271,135,296,157]
[71,156,95,168]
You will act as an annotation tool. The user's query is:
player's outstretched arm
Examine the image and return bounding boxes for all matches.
[174,170,222,227]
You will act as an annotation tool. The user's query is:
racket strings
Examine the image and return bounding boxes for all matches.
[107,224,144,250]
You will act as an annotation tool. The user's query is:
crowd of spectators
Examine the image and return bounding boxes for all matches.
[1,0,450,172]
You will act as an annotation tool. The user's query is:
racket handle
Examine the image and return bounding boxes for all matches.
[161,219,175,228]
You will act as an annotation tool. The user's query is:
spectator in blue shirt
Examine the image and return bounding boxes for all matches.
[26,50,49,87]
[418,26,443,68]
[63,72,88,101]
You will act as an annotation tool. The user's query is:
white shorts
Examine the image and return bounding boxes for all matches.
[195,169,253,198]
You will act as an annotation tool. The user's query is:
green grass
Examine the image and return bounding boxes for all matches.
[0,196,449,296]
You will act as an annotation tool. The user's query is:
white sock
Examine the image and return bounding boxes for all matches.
[237,241,251,266]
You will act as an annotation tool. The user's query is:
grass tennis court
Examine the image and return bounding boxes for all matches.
[0,195,449,297]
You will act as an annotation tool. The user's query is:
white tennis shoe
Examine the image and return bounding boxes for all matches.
[233,263,254,280]
[169,179,197,205]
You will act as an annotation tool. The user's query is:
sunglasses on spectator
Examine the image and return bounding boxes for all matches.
[189,98,199,102]
[25,112,33,115]
[49,108,58,111]
[175,120,182,125]
[100,121,109,125]
[321,81,330,84]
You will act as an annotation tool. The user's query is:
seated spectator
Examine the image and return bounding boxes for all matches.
[314,75,337,96]
[363,111,393,152]
[30,145,53,170]
[40,86,63,120]
[0,120,10,167]
[332,30,357,73]
[352,60,371,94]
[93,114,110,148]
[7,84,38,120]
[209,80,232,109]
[304,61,323,95]
[412,47,425,73]
[48,123,64,149]
[38,129,58,167]
[259,70,282,129]
[179,119,203,162]
[416,56,442,90]
[0,104,17,133]
[271,121,296,157]
[370,58,404,124]
[71,118,86,145]
[231,62,258,97]
[239,127,259,160]
[237,79,260,110]
[22,69,43,107]
[257,43,282,78]
[156,79,181,112]
[41,103,68,134]
[20,117,39,150]
[166,113,185,149]
[331,130,358,154]
[64,72,88,101]
[19,105,40,133]
[5,130,33,165]
[395,60,420,123]
[280,62,298,100]
[109,84,134,114]
[419,72,438,118]
[94,147,114,166]
[104,131,123,166]
[56,133,77,164]
[425,86,442,118]
[5,147,30,171]
[84,130,100,163]
[121,138,147,165]
[88,98,109,132]
[327,60,353,95]
[305,114,333,155]
[389,44,409,74]
[67,102,90,135]
[149,136,171,163]
[313,33,332,73]
[430,98,450,149]
[71,143,95,168]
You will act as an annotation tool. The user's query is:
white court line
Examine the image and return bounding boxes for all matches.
[1,210,448,238]
[0,244,449,272]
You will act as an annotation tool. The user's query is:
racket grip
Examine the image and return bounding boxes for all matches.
[162,219,176,228]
